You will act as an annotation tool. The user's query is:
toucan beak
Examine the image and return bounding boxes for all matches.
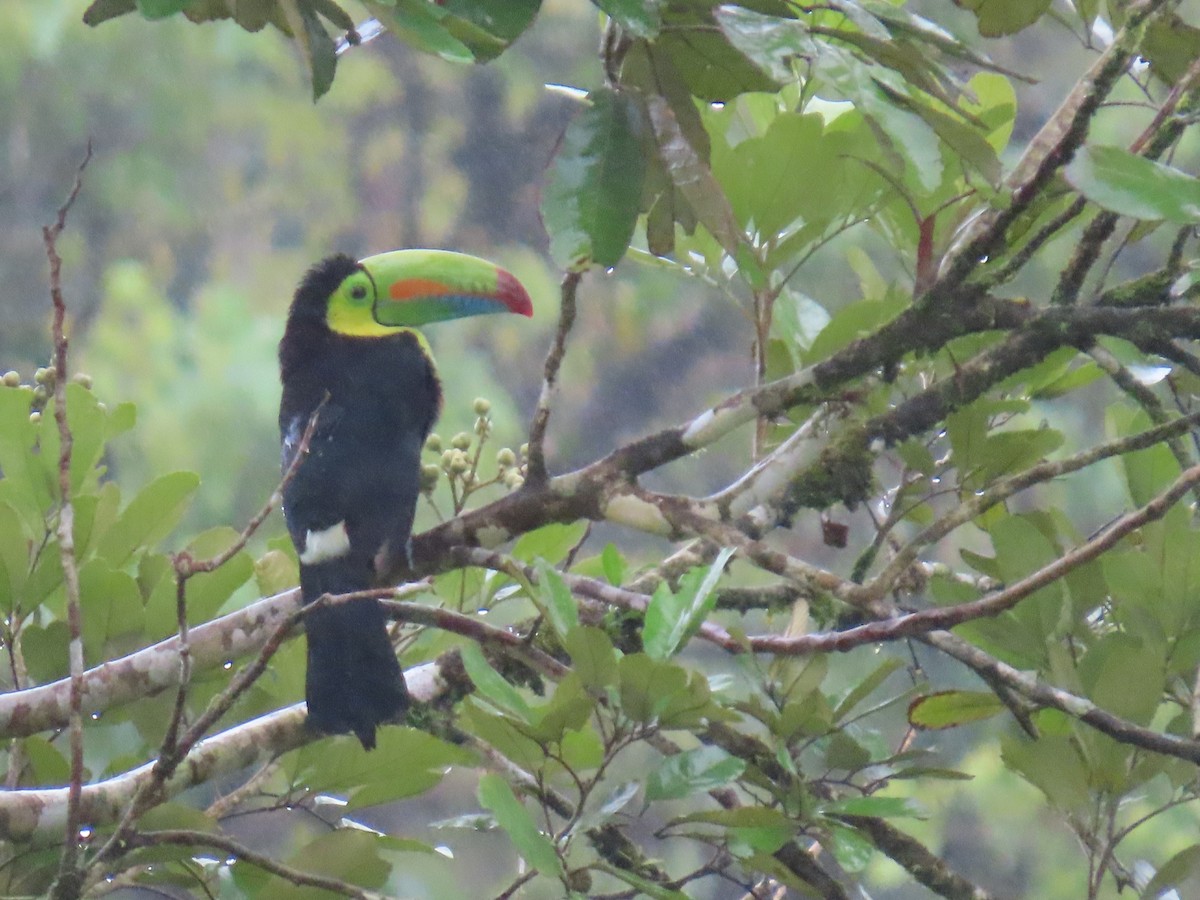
[360,249,533,327]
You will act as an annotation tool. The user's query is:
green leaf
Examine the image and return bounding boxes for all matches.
[600,542,626,586]
[543,88,647,270]
[96,471,199,567]
[643,547,733,660]
[441,0,541,61]
[138,801,219,833]
[33,385,111,495]
[512,521,588,565]
[562,626,618,689]
[645,95,744,257]
[0,387,52,529]
[617,653,689,723]
[598,863,690,899]
[833,657,904,722]
[460,641,531,721]
[805,296,907,366]
[979,428,1064,481]
[527,672,595,744]
[907,690,1006,729]
[825,823,875,873]
[829,795,923,818]
[952,0,1053,37]
[21,736,70,785]
[288,727,471,806]
[0,502,28,615]
[260,830,392,898]
[876,83,1001,183]
[771,289,831,368]
[673,806,797,856]
[713,5,801,84]
[185,527,254,611]
[1143,844,1200,898]
[1065,145,1200,224]
[478,773,564,876]
[560,726,605,770]
[645,746,746,801]
[83,0,137,25]
[459,700,545,770]
[79,558,144,662]
[21,622,70,684]
[254,548,299,597]
[1143,14,1200,84]
[1001,733,1089,811]
[361,0,473,62]
[824,731,871,772]
[135,0,190,18]
[279,0,338,100]
[1078,632,1165,726]
[594,0,661,37]
[533,559,579,638]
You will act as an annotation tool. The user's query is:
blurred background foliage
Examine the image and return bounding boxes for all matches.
[5,0,1200,897]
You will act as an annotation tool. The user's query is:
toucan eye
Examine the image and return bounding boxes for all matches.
[349,284,368,301]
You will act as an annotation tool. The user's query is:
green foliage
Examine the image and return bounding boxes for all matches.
[542,88,647,271]
[1066,144,1200,224]
[11,1,1200,897]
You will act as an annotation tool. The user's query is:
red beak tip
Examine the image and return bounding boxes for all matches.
[497,269,534,317]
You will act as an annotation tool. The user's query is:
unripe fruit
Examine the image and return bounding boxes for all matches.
[424,433,442,452]
[472,397,491,415]
[420,464,440,491]
[496,447,517,467]
[2,371,20,387]
[451,432,472,451]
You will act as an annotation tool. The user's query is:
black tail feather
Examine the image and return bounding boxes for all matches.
[300,560,409,750]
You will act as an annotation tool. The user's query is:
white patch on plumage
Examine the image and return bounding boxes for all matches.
[300,522,351,564]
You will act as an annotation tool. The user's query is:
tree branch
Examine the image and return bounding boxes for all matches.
[525,271,581,484]
[43,142,92,900]
[123,829,387,899]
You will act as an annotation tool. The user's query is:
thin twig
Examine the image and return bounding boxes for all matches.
[159,400,326,759]
[867,410,1200,601]
[44,141,92,900]
[762,463,1200,651]
[125,829,386,899]
[525,271,581,484]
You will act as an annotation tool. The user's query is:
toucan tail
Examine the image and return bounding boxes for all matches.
[300,560,409,750]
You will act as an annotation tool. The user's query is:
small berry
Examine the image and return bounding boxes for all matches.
[29,411,41,424]
[71,373,93,389]
[472,397,491,415]
[504,470,525,489]
[496,447,517,467]
[2,371,20,387]
[420,464,440,492]
[451,432,472,451]
[424,433,442,452]
[449,450,470,474]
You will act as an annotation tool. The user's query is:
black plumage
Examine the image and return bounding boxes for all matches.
[278,255,441,749]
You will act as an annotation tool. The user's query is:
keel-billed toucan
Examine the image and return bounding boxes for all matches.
[278,250,533,749]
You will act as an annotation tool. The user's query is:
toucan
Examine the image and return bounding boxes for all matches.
[278,249,533,749]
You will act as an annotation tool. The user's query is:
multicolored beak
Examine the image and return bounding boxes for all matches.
[361,249,533,328]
